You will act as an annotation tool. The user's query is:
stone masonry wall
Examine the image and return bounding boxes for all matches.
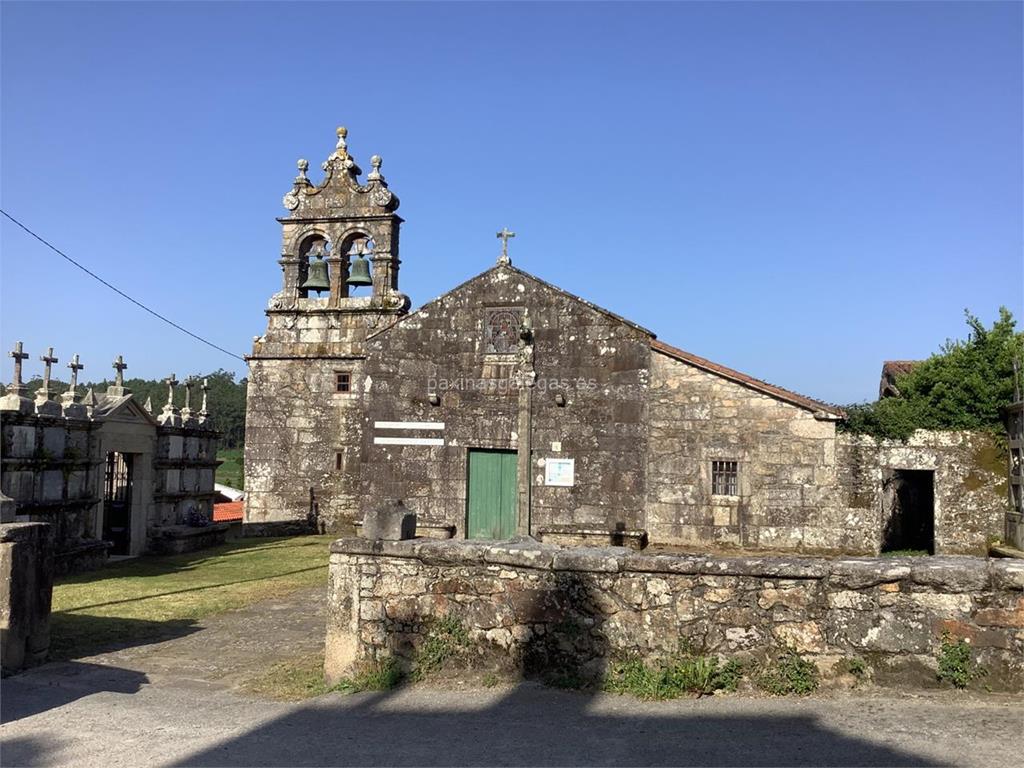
[645,351,856,551]
[836,431,1006,556]
[0,521,54,674]
[360,266,652,536]
[325,537,1024,691]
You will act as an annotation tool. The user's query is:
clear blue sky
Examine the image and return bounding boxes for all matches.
[2,1,1021,405]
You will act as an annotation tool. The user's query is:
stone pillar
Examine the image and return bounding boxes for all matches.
[0,519,54,674]
[323,551,361,684]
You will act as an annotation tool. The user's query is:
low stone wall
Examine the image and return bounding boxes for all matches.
[325,538,1024,691]
[1,522,54,675]
[147,522,230,555]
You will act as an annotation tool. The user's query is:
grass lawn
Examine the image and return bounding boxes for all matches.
[51,535,333,661]
[216,447,244,490]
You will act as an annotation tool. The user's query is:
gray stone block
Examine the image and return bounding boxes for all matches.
[361,500,416,541]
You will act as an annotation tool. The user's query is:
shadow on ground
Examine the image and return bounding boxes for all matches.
[48,612,202,661]
[171,683,946,767]
[1,661,148,724]
[176,572,945,768]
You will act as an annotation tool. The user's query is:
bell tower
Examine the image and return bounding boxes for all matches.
[269,125,408,316]
[245,127,410,534]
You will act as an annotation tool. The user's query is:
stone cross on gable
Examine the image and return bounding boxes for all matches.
[496,228,515,265]
[37,347,59,400]
[112,355,128,387]
[8,341,29,396]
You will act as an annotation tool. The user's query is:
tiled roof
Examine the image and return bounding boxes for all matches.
[882,360,919,378]
[651,339,845,418]
[212,501,244,523]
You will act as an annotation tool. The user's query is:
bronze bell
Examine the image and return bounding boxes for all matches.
[346,255,373,287]
[301,255,331,294]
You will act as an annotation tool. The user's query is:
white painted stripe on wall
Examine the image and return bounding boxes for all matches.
[373,436,445,446]
[373,421,445,431]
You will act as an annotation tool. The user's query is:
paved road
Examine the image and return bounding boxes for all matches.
[4,584,1021,767]
[3,664,1022,767]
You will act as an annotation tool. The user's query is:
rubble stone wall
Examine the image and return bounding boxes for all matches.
[360,268,652,537]
[836,431,1007,556]
[645,352,855,551]
[325,538,1024,691]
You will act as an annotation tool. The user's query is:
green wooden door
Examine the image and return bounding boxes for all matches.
[467,450,518,539]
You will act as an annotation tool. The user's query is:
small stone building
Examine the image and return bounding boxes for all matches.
[244,128,1006,555]
[1,348,222,572]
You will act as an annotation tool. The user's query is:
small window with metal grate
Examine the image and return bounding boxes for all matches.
[712,460,739,496]
[335,371,352,393]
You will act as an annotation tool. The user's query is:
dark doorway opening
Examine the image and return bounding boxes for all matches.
[103,452,134,556]
[881,469,935,554]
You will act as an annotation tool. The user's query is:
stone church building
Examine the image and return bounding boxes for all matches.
[244,128,1005,555]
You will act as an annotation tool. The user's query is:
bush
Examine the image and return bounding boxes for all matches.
[936,633,986,689]
[841,308,1024,441]
[835,656,866,679]
[333,657,403,693]
[412,614,469,681]
[757,648,819,695]
[604,652,744,699]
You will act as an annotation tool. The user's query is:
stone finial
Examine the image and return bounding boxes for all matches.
[497,227,516,266]
[295,158,310,186]
[144,395,153,413]
[367,155,383,182]
[82,387,98,408]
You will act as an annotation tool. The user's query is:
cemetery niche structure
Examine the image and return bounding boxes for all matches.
[1,346,223,572]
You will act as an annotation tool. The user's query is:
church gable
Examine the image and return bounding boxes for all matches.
[365,263,655,386]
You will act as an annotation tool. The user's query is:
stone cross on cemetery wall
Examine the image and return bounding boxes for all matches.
[63,353,84,404]
[198,377,210,424]
[108,354,131,397]
[181,376,197,422]
[36,347,58,401]
[158,372,180,426]
[112,355,127,387]
[8,340,29,396]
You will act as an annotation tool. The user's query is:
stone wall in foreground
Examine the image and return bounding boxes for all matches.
[325,538,1024,691]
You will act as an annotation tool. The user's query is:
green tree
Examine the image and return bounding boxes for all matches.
[843,307,1024,440]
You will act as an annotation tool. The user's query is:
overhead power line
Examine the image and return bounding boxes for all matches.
[1,209,245,362]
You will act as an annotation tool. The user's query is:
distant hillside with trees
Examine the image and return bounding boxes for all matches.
[842,308,1024,441]
[4,369,247,448]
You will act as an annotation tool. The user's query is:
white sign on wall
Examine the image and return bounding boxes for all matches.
[545,458,575,487]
